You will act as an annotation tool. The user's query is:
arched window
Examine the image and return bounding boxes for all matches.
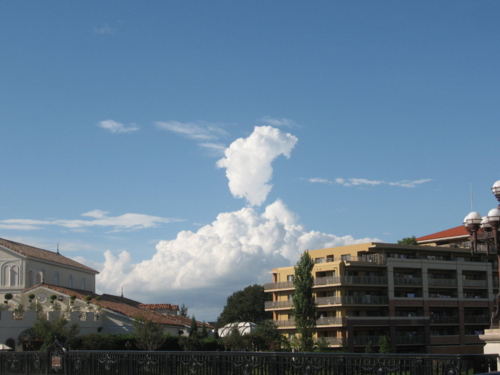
[68,275,73,288]
[10,266,18,286]
[2,265,9,286]
[35,273,42,285]
[54,272,59,286]
[28,271,34,288]
[81,278,85,290]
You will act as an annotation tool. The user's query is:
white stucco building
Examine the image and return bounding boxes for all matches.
[0,238,204,351]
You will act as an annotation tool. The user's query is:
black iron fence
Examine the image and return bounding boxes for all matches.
[0,349,497,375]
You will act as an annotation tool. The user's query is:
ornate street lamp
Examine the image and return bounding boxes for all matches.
[464,180,500,327]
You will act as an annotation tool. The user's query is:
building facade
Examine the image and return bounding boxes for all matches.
[0,237,208,351]
[265,241,497,354]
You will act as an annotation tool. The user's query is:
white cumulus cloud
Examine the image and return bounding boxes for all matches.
[97,199,380,313]
[216,126,298,206]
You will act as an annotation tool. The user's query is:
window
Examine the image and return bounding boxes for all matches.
[341,254,351,261]
[81,278,86,290]
[54,272,59,286]
[10,266,18,286]
[287,275,294,282]
[68,275,73,288]
[36,273,42,284]
[2,266,9,286]
[28,271,34,288]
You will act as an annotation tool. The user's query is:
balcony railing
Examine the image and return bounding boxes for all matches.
[393,277,422,286]
[394,334,425,345]
[265,300,293,309]
[464,316,490,324]
[463,293,488,299]
[274,317,344,328]
[430,316,459,324]
[266,295,389,309]
[264,281,294,290]
[315,275,387,286]
[428,278,457,287]
[273,319,296,327]
[353,335,381,346]
[463,279,488,288]
[317,316,344,326]
[316,296,389,305]
[316,337,344,345]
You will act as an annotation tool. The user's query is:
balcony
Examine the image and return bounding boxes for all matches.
[317,316,344,326]
[274,317,345,328]
[264,281,294,291]
[463,293,488,299]
[393,277,422,286]
[317,337,344,346]
[315,275,387,286]
[317,296,389,305]
[430,316,459,324]
[273,319,296,327]
[265,300,293,309]
[463,279,488,288]
[266,295,390,310]
[353,335,381,346]
[394,335,425,345]
[428,279,457,287]
[464,316,490,324]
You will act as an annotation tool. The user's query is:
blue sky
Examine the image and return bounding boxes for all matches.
[1,1,499,321]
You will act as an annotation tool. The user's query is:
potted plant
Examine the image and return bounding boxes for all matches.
[4,293,13,307]
[95,296,102,310]
[85,295,93,311]
[69,295,76,310]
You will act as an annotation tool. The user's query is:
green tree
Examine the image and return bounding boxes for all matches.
[189,316,198,337]
[246,320,283,351]
[292,250,317,352]
[201,322,208,338]
[378,335,392,353]
[132,315,165,351]
[179,304,188,317]
[217,284,271,326]
[365,340,375,353]
[31,313,79,349]
[224,326,247,351]
[397,236,417,245]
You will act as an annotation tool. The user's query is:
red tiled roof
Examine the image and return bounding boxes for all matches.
[0,238,98,273]
[416,226,469,242]
[138,303,179,311]
[24,284,211,329]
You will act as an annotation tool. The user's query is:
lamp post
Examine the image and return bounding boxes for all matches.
[464,180,500,327]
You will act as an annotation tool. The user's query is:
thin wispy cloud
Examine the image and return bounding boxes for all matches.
[0,211,184,232]
[98,120,139,133]
[93,24,117,35]
[307,177,432,188]
[259,116,299,128]
[155,120,227,153]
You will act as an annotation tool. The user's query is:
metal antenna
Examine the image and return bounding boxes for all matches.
[121,286,124,298]
[57,243,59,254]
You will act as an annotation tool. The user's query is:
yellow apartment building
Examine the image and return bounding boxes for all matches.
[265,237,496,354]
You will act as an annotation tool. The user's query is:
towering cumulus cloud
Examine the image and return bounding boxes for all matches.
[216,126,298,206]
[97,200,377,307]
[97,126,379,318]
